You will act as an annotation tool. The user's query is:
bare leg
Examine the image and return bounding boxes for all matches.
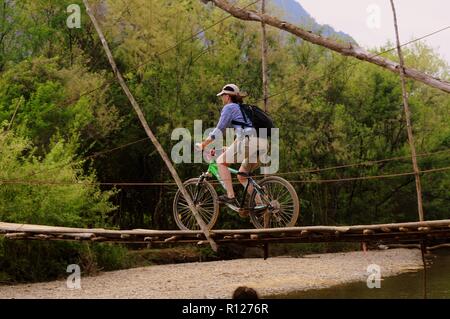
[217,153,235,198]
[238,164,262,205]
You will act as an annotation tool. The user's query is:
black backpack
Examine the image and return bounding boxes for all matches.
[232,103,275,137]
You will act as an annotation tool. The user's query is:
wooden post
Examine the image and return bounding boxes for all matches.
[83,0,218,252]
[390,0,428,299]
[263,243,269,260]
[420,240,428,299]
[260,0,269,112]
[390,0,424,222]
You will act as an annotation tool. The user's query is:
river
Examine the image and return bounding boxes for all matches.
[271,250,450,299]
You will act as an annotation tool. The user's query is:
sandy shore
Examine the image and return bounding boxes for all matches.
[0,249,422,299]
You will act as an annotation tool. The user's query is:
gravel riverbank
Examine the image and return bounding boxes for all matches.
[0,248,422,299]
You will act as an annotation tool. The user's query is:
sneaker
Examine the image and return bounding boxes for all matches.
[237,208,250,218]
[254,203,267,210]
[218,195,239,207]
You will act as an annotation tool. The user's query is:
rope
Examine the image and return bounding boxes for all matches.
[376,26,450,57]
[252,148,450,178]
[2,165,449,187]
[287,165,450,184]
[14,137,152,180]
[10,143,450,185]
[260,25,450,103]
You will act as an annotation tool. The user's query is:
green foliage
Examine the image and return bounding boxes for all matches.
[0,57,122,149]
[0,131,123,283]
[0,131,116,226]
[0,239,130,283]
[0,0,449,283]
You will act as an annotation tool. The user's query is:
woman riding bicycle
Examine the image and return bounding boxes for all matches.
[196,84,268,211]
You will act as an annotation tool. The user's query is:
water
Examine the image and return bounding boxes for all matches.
[272,251,450,299]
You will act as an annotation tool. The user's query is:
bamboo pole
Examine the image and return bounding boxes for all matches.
[391,5,428,298]
[421,240,428,299]
[390,0,427,299]
[202,0,450,94]
[3,227,450,244]
[260,0,269,112]
[82,0,217,252]
[1,219,450,237]
[390,0,424,222]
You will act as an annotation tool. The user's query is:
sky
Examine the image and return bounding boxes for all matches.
[296,0,450,65]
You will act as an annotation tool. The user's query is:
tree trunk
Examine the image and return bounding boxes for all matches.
[260,0,269,112]
[203,0,450,94]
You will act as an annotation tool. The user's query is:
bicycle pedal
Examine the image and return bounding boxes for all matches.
[238,208,250,217]
[254,205,267,210]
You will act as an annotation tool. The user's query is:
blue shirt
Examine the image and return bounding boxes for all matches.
[209,103,253,140]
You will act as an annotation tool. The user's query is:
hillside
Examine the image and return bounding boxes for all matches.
[271,0,356,43]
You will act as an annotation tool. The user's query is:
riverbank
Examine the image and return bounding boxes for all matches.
[0,248,422,299]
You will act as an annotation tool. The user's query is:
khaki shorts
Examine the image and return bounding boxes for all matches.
[216,136,268,172]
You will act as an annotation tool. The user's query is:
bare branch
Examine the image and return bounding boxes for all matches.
[202,0,450,93]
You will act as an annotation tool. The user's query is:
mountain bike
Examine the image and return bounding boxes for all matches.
[173,151,300,230]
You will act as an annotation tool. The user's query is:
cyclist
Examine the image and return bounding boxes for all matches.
[196,84,267,212]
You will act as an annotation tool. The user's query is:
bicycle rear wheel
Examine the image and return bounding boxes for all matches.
[249,176,300,228]
[173,178,219,230]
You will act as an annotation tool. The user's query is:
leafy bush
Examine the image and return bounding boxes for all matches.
[0,131,126,283]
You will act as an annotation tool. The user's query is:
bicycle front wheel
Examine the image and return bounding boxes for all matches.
[249,176,300,228]
[173,178,219,230]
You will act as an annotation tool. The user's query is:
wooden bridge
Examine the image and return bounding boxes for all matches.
[2,220,450,250]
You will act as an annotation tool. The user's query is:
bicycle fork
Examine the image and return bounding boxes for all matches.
[192,175,207,204]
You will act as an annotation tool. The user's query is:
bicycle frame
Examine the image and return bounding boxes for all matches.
[194,160,272,213]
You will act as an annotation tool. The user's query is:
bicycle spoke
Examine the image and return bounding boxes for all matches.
[278,198,294,206]
[178,207,191,216]
[196,187,209,202]
[278,212,291,225]
[181,213,193,227]
[173,179,220,230]
[198,207,211,221]
[199,207,214,221]
[270,183,281,200]
[279,206,294,216]
[199,206,214,216]
[277,189,292,202]
[280,204,295,212]
[275,212,287,226]
[279,210,294,221]
[202,206,214,213]
[280,212,295,226]
[276,184,287,200]
[265,184,275,201]
[271,183,283,201]
[249,177,299,229]
[188,215,197,229]
[202,197,214,206]
[178,201,190,209]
